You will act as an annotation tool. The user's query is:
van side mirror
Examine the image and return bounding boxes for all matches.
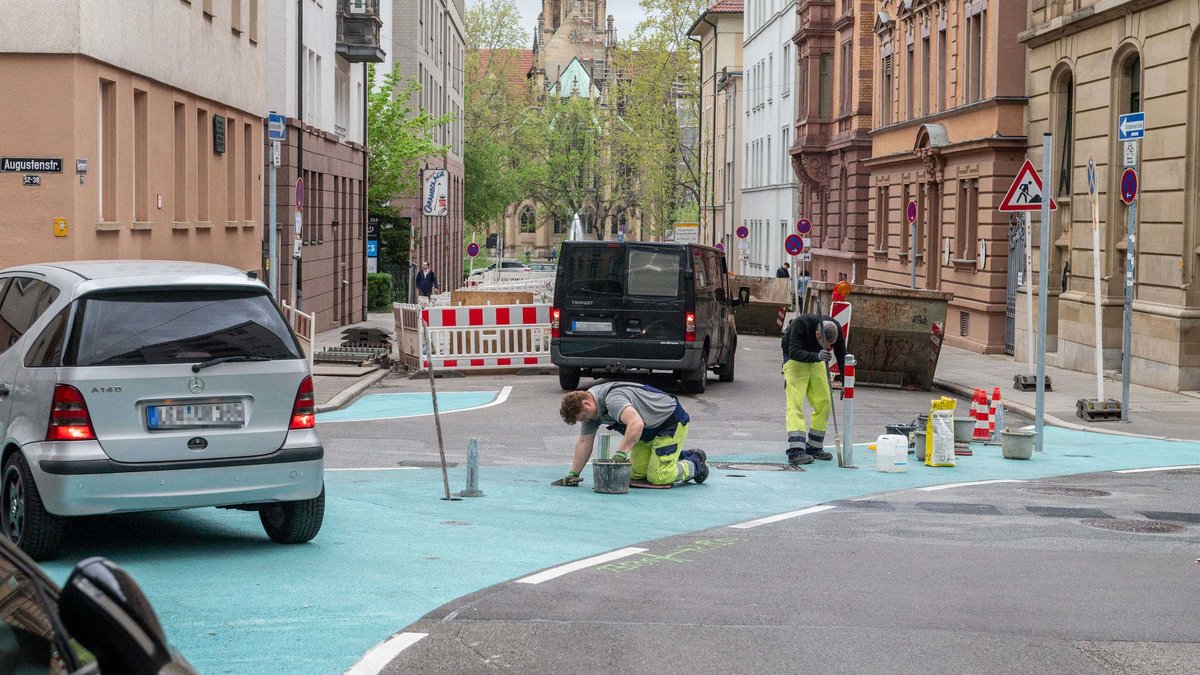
[58,557,195,674]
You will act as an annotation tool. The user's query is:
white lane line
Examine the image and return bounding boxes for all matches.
[516,547,648,585]
[728,505,836,529]
[326,467,421,472]
[1114,465,1200,474]
[345,632,428,675]
[918,479,1026,492]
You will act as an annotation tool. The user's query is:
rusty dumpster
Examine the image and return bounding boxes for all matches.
[731,275,793,336]
[803,281,953,391]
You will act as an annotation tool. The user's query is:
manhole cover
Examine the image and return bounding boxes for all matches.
[1081,518,1186,534]
[1021,486,1111,497]
[710,462,806,472]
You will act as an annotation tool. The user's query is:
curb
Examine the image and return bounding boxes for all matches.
[932,379,1195,443]
[317,368,392,413]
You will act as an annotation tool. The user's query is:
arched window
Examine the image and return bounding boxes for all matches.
[581,208,596,234]
[553,216,567,234]
[519,206,536,233]
[1053,69,1074,196]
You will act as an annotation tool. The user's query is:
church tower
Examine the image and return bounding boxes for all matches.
[535,0,612,97]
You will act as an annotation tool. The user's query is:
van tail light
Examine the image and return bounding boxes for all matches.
[551,307,561,338]
[47,385,96,442]
[290,376,316,430]
[685,312,697,342]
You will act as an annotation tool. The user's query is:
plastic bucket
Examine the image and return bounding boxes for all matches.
[953,417,975,444]
[1001,430,1035,460]
[913,429,928,462]
[592,461,632,494]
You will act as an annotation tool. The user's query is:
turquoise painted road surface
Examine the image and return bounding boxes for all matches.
[39,427,1199,674]
[317,390,503,423]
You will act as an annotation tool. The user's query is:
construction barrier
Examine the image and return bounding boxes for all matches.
[415,304,553,371]
[393,303,423,369]
[280,300,316,370]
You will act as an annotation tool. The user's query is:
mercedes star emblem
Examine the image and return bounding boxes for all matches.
[188,377,205,394]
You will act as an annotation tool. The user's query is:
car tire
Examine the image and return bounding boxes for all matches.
[682,348,709,394]
[717,340,736,382]
[2,453,64,561]
[259,486,325,544]
[558,368,581,391]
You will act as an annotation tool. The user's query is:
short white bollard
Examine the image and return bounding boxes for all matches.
[460,437,484,498]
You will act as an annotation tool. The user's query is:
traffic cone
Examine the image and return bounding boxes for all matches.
[988,387,1001,440]
[972,389,990,441]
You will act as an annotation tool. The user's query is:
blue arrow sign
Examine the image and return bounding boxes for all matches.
[1117,112,1145,141]
[267,112,287,142]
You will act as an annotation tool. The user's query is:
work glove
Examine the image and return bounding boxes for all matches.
[551,470,582,487]
[818,349,832,362]
[611,451,629,463]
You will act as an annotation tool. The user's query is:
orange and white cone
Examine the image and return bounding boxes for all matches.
[973,389,990,441]
[988,387,1001,440]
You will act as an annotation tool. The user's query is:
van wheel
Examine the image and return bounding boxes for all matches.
[682,348,709,394]
[717,341,736,382]
[260,486,325,544]
[2,453,64,561]
[558,368,581,390]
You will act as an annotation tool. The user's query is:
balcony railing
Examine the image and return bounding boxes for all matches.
[337,0,386,63]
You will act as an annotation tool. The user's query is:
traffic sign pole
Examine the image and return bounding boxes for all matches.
[268,141,279,298]
[908,200,918,290]
[1035,133,1052,453]
[1121,169,1138,422]
[1088,159,1103,402]
[1024,211,1035,374]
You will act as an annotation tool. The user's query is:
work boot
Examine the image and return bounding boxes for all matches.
[807,448,834,461]
[688,450,709,484]
[787,450,814,466]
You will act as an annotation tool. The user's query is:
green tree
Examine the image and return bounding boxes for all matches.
[367,66,450,218]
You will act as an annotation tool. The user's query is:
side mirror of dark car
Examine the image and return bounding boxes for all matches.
[58,557,196,675]
[735,287,751,307]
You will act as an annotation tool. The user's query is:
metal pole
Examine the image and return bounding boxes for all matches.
[421,321,458,501]
[598,434,610,461]
[1035,133,1052,453]
[1024,211,1035,373]
[791,256,798,313]
[461,437,484,497]
[294,0,304,312]
[1090,167,1104,400]
[1121,198,1136,421]
[269,141,279,297]
[362,61,369,321]
[841,354,856,469]
[910,219,917,290]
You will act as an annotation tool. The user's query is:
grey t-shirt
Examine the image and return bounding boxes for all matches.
[581,382,677,435]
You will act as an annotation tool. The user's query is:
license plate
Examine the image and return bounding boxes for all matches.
[572,320,611,333]
[147,402,245,430]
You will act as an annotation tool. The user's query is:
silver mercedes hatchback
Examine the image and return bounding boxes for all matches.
[0,261,324,560]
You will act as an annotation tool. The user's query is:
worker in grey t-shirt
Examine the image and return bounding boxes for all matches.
[555,382,709,487]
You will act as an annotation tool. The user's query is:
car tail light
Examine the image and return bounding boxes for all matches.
[47,385,96,441]
[685,312,696,342]
[290,376,316,430]
[551,307,561,338]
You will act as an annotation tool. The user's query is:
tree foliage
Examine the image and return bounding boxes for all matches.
[367,66,450,217]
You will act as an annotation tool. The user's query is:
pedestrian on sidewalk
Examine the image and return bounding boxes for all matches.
[775,262,791,278]
[554,383,708,487]
[781,314,846,466]
[416,261,440,308]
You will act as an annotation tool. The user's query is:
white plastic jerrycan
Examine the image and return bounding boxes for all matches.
[875,434,909,473]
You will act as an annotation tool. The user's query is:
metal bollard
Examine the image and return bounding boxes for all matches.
[841,354,856,468]
[598,434,611,461]
[460,437,485,497]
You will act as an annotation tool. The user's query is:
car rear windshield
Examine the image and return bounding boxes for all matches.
[66,289,302,367]
[562,246,684,299]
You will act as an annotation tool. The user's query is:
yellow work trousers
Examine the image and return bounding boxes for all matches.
[630,423,692,485]
[784,360,831,437]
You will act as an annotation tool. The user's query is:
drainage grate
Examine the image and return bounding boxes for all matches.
[1021,486,1111,497]
[1027,506,1112,519]
[831,500,894,511]
[1081,518,1186,534]
[711,462,807,472]
[1138,511,1200,525]
[917,502,1001,516]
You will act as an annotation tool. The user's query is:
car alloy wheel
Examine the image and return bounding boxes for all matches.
[3,466,26,543]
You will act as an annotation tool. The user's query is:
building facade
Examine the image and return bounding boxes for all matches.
[790,0,876,286]
[741,0,798,277]
[865,0,1026,353]
[385,0,466,293]
[265,0,378,332]
[1020,0,1200,391]
[0,0,265,273]
[691,1,744,264]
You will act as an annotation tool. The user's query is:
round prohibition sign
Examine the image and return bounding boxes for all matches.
[715,242,725,252]
[736,225,749,239]
[906,199,918,224]
[466,242,480,258]
[785,234,804,256]
[1121,168,1138,205]
[796,218,812,234]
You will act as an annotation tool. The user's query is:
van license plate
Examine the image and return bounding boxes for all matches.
[572,321,611,333]
[147,402,245,430]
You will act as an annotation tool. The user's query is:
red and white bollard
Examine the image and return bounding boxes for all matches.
[972,388,990,441]
[841,354,856,468]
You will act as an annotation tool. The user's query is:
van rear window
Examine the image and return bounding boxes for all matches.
[627,250,682,297]
[66,289,302,367]
[563,246,625,296]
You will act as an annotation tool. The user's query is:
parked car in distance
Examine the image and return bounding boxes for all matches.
[0,534,196,673]
[0,261,325,560]
[528,262,557,272]
[551,242,740,393]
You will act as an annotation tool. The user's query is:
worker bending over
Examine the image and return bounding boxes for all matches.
[781,315,846,466]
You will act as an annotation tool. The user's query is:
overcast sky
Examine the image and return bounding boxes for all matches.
[506,1,646,40]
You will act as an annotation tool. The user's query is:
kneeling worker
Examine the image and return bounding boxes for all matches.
[555,383,708,487]
[781,314,846,466]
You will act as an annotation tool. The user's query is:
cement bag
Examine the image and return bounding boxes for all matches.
[926,397,957,467]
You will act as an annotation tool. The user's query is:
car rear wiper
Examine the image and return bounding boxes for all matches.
[191,356,269,372]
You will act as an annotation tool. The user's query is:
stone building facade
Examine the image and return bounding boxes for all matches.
[865,0,1027,354]
[1020,0,1200,391]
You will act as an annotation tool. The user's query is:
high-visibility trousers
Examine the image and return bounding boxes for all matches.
[630,423,693,485]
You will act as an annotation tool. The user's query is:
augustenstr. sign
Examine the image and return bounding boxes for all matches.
[1,157,63,173]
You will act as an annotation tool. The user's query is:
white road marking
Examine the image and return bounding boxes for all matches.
[516,547,648,585]
[918,479,1025,492]
[1114,465,1200,474]
[345,632,428,675]
[728,505,836,529]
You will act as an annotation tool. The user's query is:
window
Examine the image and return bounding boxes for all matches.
[876,186,889,251]
[957,179,979,258]
[0,278,47,351]
[174,103,187,222]
[840,40,852,116]
[196,108,209,222]
[881,54,893,125]
[226,118,237,222]
[249,0,258,41]
[1125,54,1142,113]
[818,53,832,119]
[1057,74,1074,196]
[906,41,914,119]
[938,28,947,112]
[520,206,536,233]
[782,43,791,96]
[921,36,930,117]
[134,90,148,222]
[244,122,253,221]
[782,126,790,180]
[967,11,986,103]
[99,79,115,221]
[335,62,350,135]
[900,184,911,254]
[628,249,682,298]
[232,0,242,33]
[25,306,68,368]
[798,56,809,119]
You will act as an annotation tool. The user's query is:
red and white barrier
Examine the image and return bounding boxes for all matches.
[973,389,990,441]
[828,300,852,376]
[988,387,1001,439]
[420,304,552,371]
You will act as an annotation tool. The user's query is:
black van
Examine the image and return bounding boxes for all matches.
[551,241,738,393]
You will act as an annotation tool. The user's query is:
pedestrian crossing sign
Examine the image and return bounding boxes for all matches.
[999,159,1058,212]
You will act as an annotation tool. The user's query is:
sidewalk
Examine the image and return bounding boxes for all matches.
[310,312,396,412]
[934,345,1200,441]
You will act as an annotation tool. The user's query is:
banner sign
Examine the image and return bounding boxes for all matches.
[422,169,449,216]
